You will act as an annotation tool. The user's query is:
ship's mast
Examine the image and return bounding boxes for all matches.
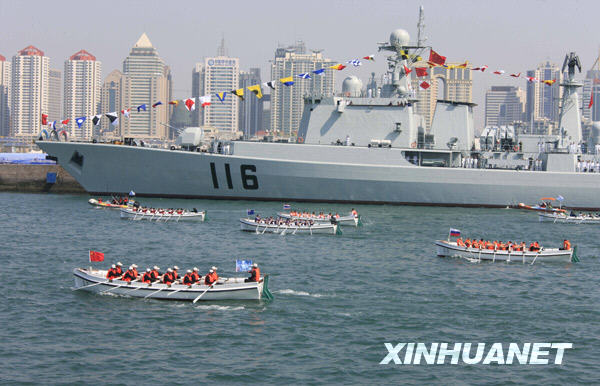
[558,52,583,148]
[417,6,426,47]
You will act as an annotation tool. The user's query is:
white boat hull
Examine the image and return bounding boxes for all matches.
[434,240,574,263]
[239,218,339,234]
[73,268,270,301]
[277,212,359,226]
[119,208,205,222]
[538,213,600,224]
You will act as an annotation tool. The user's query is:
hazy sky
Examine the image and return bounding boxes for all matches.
[2,0,599,127]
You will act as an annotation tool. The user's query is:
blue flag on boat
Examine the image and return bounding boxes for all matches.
[556,195,564,201]
[312,69,325,75]
[129,190,135,196]
[449,228,461,237]
[75,116,86,129]
[236,259,253,272]
[137,104,147,112]
[247,209,255,215]
[283,204,291,210]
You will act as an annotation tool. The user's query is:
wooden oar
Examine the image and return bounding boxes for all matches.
[167,281,196,297]
[73,279,111,291]
[193,281,217,303]
[99,276,128,293]
[143,282,170,299]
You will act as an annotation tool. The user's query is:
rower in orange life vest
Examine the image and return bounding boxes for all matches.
[121,265,137,282]
[562,239,571,250]
[245,263,260,282]
[114,262,123,276]
[142,268,153,283]
[171,266,180,283]
[162,268,175,285]
[182,270,194,285]
[351,208,358,217]
[131,264,139,278]
[205,266,219,285]
[106,264,120,279]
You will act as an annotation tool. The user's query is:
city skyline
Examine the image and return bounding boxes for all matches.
[2,0,600,129]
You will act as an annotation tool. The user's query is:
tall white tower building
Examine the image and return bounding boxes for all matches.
[64,50,102,139]
[121,33,171,139]
[0,54,11,136]
[270,41,335,136]
[10,45,49,137]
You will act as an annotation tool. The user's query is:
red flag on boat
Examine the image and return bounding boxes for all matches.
[415,67,428,77]
[41,114,48,125]
[89,250,104,262]
[589,94,594,109]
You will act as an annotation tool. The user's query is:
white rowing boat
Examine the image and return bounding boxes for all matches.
[73,268,273,301]
[277,212,360,226]
[539,212,600,224]
[88,198,129,209]
[434,240,576,263]
[120,208,206,222]
[239,218,341,235]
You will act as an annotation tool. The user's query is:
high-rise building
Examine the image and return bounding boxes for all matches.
[239,68,263,137]
[48,69,62,123]
[410,64,472,129]
[0,54,11,136]
[121,33,171,139]
[484,86,525,126]
[64,50,101,140]
[10,45,49,137]
[191,62,204,127]
[582,69,600,122]
[270,41,335,136]
[193,39,240,133]
[100,69,123,136]
[525,61,563,126]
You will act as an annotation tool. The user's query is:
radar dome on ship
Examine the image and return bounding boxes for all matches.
[342,76,363,97]
[390,29,410,48]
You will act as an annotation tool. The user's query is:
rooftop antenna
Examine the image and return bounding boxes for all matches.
[417,5,427,47]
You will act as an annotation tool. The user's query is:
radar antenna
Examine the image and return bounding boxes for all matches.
[417,6,426,47]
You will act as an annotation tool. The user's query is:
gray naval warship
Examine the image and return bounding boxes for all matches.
[37,28,600,209]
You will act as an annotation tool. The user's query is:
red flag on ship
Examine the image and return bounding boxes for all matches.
[89,250,104,262]
[403,65,412,75]
[415,67,428,77]
[420,81,431,90]
[61,119,70,125]
[428,50,446,66]
[41,114,48,125]
[589,94,594,109]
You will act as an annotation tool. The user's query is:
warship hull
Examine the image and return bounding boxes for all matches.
[37,141,600,209]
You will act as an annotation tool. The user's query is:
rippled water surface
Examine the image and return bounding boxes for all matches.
[1,192,599,384]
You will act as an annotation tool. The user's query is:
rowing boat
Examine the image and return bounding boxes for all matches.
[434,240,576,263]
[120,208,206,222]
[539,212,600,224]
[277,212,360,226]
[239,218,341,235]
[88,198,128,209]
[517,201,566,214]
[73,268,273,301]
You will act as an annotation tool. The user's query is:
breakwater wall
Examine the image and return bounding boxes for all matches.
[0,164,85,193]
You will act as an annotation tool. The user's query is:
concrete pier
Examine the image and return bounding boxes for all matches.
[0,164,85,193]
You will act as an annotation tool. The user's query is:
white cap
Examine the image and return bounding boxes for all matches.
[209,269,214,273]
[167,268,173,272]
[146,268,151,272]
[117,262,123,266]
[111,264,116,268]
[153,266,159,270]
[211,266,218,270]
[193,267,199,272]
[252,263,258,267]
[173,265,179,270]
[186,269,192,273]
[132,264,138,268]
[129,265,133,270]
